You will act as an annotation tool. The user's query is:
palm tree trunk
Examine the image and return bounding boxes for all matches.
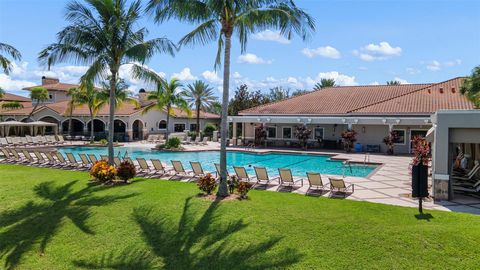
[196,103,200,134]
[217,33,232,197]
[27,102,39,121]
[68,105,73,136]
[165,104,170,140]
[89,108,94,144]
[107,71,117,165]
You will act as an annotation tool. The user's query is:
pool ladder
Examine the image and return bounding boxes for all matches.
[342,161,353,178]
[244,143,255,151]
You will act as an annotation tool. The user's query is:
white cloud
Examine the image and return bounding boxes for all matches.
[301,46,341,59]
[353,41,402,61]
[237,53,272,64]
[311,71,358,86]
[369,81,380,85]
[426,59,461,71]
[252,30,291,44]
[0,74,36,91]
[393,77,409,84]
[232,72,242,79]
[406,67,421,75]
[202,70,223,84]
[171,67,197,81]
[118,63,166,92]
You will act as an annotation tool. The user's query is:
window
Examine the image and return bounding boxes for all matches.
[190,123,198,132]
[314,127,324,140]
[393,129,406,144]
[282,127,292,139]
[267,127,277,138]
[174,123,185,132]
[158,120,167,129]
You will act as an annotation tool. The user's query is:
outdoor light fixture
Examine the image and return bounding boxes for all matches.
[307,118,312,123]
[395,119,401,124]
[297,118,301,122]
[354,119,359,124]
[382,119,387,124]
[342,118,346,123]
[362,126,366,133]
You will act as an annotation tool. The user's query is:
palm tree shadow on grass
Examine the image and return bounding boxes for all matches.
[74,197,302,269]
[0,180,136,270]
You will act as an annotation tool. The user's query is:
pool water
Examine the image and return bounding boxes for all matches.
[58,146,377,177]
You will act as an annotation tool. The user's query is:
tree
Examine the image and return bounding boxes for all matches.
[98,77,139,110]
[184,80,217,133]
[291,89,310,96]
[386,80,401,85]
[142,78,191,138]
[313,78,336,90]
[0,42,22,74]
[267,86,290,102]
[77,80,105,143]
[228,84,269,116]
[66,87,82,136]
[460,65,480,108]
[1,101,24,110]
[39,0,175,165]
[148,0,315,197]
[27,87,49,121]
[205,101,222,116]
[0,87,5,98]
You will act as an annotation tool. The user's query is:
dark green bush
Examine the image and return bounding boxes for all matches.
[165,137,181,149]
[117,161,136,182]
[203,124,216,137]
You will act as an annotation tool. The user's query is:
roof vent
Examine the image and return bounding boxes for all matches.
[451,87,456,93]
[439,87,444,94]
[427,88,431,94]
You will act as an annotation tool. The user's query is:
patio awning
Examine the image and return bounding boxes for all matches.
[0,121,58,136]
[425,127,435,142]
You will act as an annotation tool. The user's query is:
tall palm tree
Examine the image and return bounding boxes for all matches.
[313,78,336,91]
[39,0,175,165]
[386,80,401,85]
[147,0,315,196]
[1,101,24,110]
[27,87,49,121]
[0,42,22,74]
[142,78,191,138]
[66,87,82,136]
[99,77,139,109]
[184,80,217,133]
[77,80,105,143]
[460,65,480,108]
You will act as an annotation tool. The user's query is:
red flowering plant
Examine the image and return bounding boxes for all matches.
[410,135,431,167]
[117,160,136,183]
[237,181,253,199]
[383,131,400,155]
[90,160,117,184]
[197,173,217,195]
[254,124,267,146]
[294,124,312,150]
[341,129,357,153]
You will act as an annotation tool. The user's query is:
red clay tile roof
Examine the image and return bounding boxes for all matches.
[23,82,80,92]
[0,93,31,102]
[240,77,474,116]
[168,107,220,119]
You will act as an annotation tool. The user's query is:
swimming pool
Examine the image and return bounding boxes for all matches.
[58,146,378,177]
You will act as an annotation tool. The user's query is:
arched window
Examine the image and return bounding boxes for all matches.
[158,120,167,129]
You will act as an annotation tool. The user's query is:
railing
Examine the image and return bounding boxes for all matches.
[244,143,256,151]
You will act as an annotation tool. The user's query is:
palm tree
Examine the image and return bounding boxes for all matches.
[99,77,139,110]
[147,0,315,197]
[77,80,105,143]
[205,101,222,116]
[27,87,49,121]
[1,101,24,110]
[386,80,401,85]
[39,0,175,165]
[142,78,191,138]
[460,65,480,108]
[66,87,82,136]
[184,80,217,133]
[0,42,22,74]
[313,78,336,91]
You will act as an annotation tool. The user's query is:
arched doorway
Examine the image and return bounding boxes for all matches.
[132,120,143,141]
[62,119,84,135]
[38,116,59,135]
[87,119,106,140]
[114,119,127,142]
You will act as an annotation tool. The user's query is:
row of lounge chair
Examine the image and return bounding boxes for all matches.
[452,160,480,193]
[144,134,211,145]
[0,148,354,196]
[0,135,67,147]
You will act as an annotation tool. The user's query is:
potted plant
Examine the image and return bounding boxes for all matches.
[341,129,357,153]
[294,124,312,150]
[410,135,430,199]
[383,130,399,155]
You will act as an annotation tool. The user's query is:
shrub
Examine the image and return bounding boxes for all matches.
[294,124,312,150]
[99,139,108,145]
[90,160,116,183]
[165,137,181,149]
[197,173,217,195]
[237,181,252,199]
[383,131,400,155]
[227,175,239,194]
[341,129,357,153]
[203,124,216,137]
[187,131,197,140]
[117,161,136,182]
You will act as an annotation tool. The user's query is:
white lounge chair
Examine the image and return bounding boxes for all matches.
[278,168,303,190]
[253,166,278,187]
[306,172,327,193]
[329,177,354,197]
[233,166,252,183]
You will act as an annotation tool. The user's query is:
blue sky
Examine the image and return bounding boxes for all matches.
[1,0,479,97]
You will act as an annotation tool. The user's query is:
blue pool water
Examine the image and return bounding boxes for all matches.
[58,146,377,177]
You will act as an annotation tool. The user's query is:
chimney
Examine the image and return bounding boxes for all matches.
[439,87,444,94]
[41,76,59,85]
[138,88,148,107]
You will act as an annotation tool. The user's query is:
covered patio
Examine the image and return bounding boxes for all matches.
[0,121,58,137]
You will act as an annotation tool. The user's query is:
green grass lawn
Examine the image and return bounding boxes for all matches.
[1,164,479,269]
